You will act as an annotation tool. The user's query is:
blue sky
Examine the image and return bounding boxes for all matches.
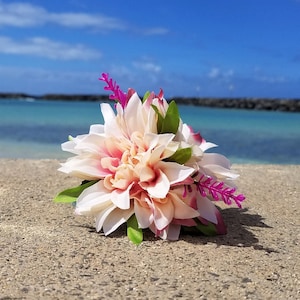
[0,0,300,98]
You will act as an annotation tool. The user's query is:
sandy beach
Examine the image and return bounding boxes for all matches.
[0,159,299,299]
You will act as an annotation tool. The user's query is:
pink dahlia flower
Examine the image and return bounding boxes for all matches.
[56,73,245,243]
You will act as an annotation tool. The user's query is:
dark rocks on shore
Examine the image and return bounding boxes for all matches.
[0,93,31,99]
[172,97,300,112]
[0,93,108,102]
[0,92,300,112]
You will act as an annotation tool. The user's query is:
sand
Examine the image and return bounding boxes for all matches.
[0,159,299,299]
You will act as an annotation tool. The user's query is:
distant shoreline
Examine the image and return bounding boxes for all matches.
[1,92,300,112]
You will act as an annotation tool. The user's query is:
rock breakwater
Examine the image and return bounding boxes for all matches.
[173,97,300,112]
[1,93,299,112]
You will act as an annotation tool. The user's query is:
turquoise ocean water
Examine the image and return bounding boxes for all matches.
[0,99,300,164]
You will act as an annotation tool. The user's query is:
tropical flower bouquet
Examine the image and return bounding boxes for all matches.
[54,73,245,244]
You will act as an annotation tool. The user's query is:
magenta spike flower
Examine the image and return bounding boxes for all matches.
[99,73,128,108]
[196,175,245,208]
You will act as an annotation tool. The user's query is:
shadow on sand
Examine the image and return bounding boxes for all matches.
[78,207,275,253]
[178,207,276,253]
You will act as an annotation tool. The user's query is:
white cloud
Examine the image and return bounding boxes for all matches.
[0,2,46,27]
[253,67,286,83]
[208,67,220,79]
[0,2,168,34]
[0,65,100,93]
[228,84,235,91]
[208,67,234,79]
[0,36,101,60]
[48,12,126,30]
[133,61,161,73]
[0,1,126,30]
[255,75,286,83]
[140,27,169,35]
[225,69,234,77]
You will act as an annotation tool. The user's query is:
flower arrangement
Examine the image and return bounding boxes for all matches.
[54,73,245,244]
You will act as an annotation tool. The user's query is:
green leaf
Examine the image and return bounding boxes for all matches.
[127,214,143,245]
[142,91,151,102]
[54,180,98,203]
[166,147,192,164]
[151,100,180,134]
[194,218,217,236]
[151,104,164,133]
[161,100,180,134]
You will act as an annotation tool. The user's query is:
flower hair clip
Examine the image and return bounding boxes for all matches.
[54,73,245,244]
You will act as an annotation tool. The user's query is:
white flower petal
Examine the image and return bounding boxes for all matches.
[148,145,166,164]
[201,153,231,168]
[200,142,218,152]
[61,140,78,154]
[169,192,200,219]
[144,133,175,151]
[101,103,116,123]
[144,133,159,149]
[134,201,153,228]
[110,183,133,209]
[166,224,181,240]
[89,124,104,134]
[101,103,123,137]
[202,164,239,180]
[75,181,112,215]
[196,196,218,224]
[103,207,134,235]
[124,93,146,134]
[192,144,203,158]
[146,105,158,133]
[153,199,174,230]
[158,161,194,185]
[59,156,108,179]
[180,123,191,140]
[95,205,116,232]
[61,134,86,154]
[146,170,170,199]
[75,134,105,153]
[149,223,168,239]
